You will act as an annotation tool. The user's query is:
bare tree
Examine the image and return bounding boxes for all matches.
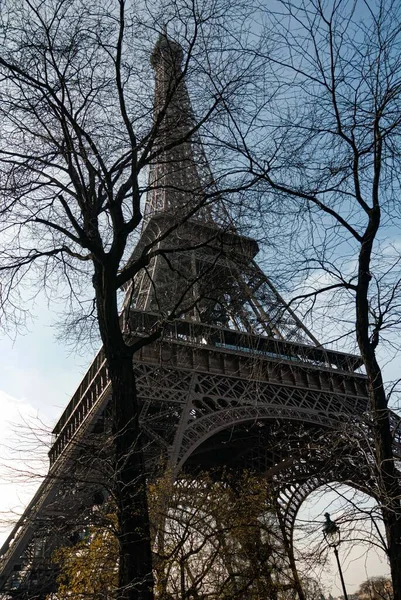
[218,0,401,596]
[0,0,260,598]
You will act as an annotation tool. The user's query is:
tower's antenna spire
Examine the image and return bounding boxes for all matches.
[150,26,183,72]
[146,28,205,219]
[146,27,233,226]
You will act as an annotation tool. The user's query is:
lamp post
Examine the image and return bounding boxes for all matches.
[323,513,349,600]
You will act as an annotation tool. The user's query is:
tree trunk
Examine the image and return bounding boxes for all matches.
[357,350,401,600]
[356,232,401,600]
[108,353,154,600]
[94,264,154,600]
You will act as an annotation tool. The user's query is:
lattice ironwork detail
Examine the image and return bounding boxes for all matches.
[0,30,394,598]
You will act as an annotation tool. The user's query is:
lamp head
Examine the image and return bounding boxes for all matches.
[323,513,341,547]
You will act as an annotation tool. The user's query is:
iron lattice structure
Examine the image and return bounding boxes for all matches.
[0,31,400,599]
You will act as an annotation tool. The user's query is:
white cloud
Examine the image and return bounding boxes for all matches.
[0,390,50,545]
[0,299,92,549]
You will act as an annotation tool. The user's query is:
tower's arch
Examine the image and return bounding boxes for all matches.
[178,408,338,471]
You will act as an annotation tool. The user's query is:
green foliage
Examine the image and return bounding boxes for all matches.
[51,521,118,599]
[358,577,394,600]
[50,472,297,600]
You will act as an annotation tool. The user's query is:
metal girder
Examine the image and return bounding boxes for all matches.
[269,426,386,550]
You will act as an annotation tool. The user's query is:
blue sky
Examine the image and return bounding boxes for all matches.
[0,293,93,538]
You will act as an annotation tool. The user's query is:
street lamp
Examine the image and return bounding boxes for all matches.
[323,513,349,600]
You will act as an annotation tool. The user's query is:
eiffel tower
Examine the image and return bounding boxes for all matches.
[0,31,381,598]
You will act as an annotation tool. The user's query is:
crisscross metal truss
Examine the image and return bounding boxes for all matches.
[134,357,367,472]
[0,321,371,593]
[270,430,384,550]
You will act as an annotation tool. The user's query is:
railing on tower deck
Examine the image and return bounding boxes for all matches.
[48,309,365,466]
[126,310,364,373]
[49,349,109,465]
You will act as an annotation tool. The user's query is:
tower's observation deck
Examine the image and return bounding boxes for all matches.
[48,310,366,468]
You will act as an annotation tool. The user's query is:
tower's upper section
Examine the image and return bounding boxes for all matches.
[150,31,187,122]
[134,33,318,345]
[144,32,215,223]
[150,32,184,72]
